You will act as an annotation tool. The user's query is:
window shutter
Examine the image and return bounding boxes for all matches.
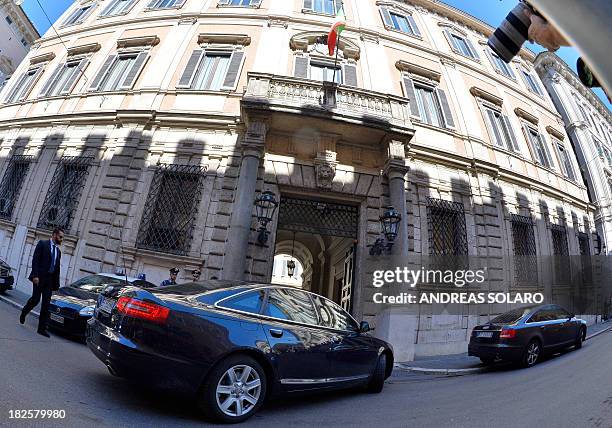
[379,7,392,28]
[502,115,520,152]
[62,9,79,26]
[402,76,420,119]
[294,55,309,79]
[89,55,116,91]
[61,59,89,95]
[406,14,421,37]
[251,0,262,6]
[343,63,357,87]
[465,38,480,59]
[39,64,65,97]
[540,134,554,167]
[484,48,499,73]
[5,73,28,103]
[444,29,459,53]
[119,52,148,90]
[483,109,502,147]
[436,87,455,129]
[303,0,313,11]
[100,0,118,17]
[147,0,159,8]
[18,67,43,102]
[522,124,540,164]
[177,49,204,88]
[76,4,96,24]
[221,51,245,90]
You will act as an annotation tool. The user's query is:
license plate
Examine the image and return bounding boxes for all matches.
[99,297,116,314]
[50,313,64,324]
[477,331,494,338]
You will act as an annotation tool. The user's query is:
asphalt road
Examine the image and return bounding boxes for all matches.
[1,301,611,428]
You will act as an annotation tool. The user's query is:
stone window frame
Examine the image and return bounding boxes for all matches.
[474,94,522,154]
[61,1,98,28]
[0,154,35,221]
[477,40,517,81]
[520,120,556,171]
[290,32,360,88]
[377,1,423,40]
[88,37,159,93]
[518,65,545,97]
[217,0,263,8]
[438,22,481,63]
[176,34,250,92]
[145,0,187,11]
[1,52,55,104]
[98,0,140,18]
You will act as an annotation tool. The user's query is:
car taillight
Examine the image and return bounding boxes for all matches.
[500,328,516,339]
[116,297,169,324]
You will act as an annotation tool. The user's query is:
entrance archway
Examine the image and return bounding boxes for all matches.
[274,196,359,313]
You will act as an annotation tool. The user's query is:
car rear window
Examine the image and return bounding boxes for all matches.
[490,307,532,324]
[217,290,266,314]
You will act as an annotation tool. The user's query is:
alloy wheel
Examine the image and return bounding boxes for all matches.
[527,342,540,365]
[215,364,262,417]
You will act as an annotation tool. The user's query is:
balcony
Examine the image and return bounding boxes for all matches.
[241,73,414,137]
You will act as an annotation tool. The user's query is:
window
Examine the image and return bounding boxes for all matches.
[62,4,95,26]
[71,275,125,293]
[482,106,520,152]
[402,77,455,129]
[21,38,28,48]
[511,214,537,285]
[88,52,148,92]
[312,295,357,331]
[551,224,569,256]
[147,0,186,9]
[178,49,245,91]
[263,288,319,326]
[0,155,33,220]
[218,0,262,6]
[100,0,138,17]
[303,0,342,15]
[379,8,421,37]
[491,307,531,324]
[136,164,206,255]
[520,69,544,96]
[528,309,557,323]
[3,66,43,103]
[39,58,88,97]
[524,126,553,168]
[486,48,515,79]
[5,16,12,25]
[444,29,479,60]
[426,198,468,256]
[37,156,93,231]
[218,290,266,314]
[555,140,576,181]
[293,55,358,87]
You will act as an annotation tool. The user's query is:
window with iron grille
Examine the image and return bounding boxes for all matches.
[0,155,34,220]
[511,214,537,284]
[426,198,468,256]
[578,232,590,255]
[551,224,569,255]
[37,156,93,231]
[136,164,206,255]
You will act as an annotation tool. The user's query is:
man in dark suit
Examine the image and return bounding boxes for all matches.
[20,227,64,337]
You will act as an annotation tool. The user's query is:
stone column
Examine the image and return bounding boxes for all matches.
[384,139,410,257]
[222,120,268,280]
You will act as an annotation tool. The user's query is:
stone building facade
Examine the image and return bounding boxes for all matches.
[535,52,612,255]
[0,0,39,86]
[0,0,596,360]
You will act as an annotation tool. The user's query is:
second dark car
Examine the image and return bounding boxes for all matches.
[86,281,393,423]
[468,304,587,367]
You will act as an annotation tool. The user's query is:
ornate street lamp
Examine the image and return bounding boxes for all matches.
[287,232,296,277]
[255,190,278,245]
[370,206,402,256]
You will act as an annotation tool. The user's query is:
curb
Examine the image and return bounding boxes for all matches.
[0,293,39,317]
[586,323,612,340]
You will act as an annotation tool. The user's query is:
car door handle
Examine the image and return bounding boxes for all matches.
[269,329,283,338]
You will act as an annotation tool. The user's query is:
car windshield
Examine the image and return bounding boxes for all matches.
[71,275,127,293]
[490,307,534,324]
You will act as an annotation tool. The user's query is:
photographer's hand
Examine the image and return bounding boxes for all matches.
[524,8,569,52]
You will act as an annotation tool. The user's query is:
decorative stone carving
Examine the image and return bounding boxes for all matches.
[314,150,338,190]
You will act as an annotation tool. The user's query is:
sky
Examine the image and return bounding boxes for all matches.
[18,0,610,109]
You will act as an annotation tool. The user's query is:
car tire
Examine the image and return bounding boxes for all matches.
[574,327,586,349]
[521,339,541,368]
[366,354,387,394]
[479,357,495,366]
[197,355,267,424]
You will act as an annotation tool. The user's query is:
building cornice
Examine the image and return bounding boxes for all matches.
[534,52,611,120]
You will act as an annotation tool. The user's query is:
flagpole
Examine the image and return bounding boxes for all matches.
[332,32,340,84]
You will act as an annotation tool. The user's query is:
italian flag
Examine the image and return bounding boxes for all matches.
[327,14,346,56]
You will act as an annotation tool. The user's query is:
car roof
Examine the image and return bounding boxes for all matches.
[95,273,142,283]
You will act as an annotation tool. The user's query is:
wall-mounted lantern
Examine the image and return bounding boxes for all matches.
[369,206,401,256]
[255,190,278,245]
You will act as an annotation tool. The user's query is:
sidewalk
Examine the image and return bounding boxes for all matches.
[0,288,37,315]
[394,320,612,376]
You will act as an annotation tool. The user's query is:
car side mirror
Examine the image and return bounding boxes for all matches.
[359,321,371,333]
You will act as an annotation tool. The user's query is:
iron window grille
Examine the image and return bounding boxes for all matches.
[37,156,93,231]
[551,224,569,256]
[551,223,570,284]
[0,155,34,220]
[426,198,468,256]
[277,197,358,239]
[510,214,538,285]
[578,232,590,256]
[136,164,207,255]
